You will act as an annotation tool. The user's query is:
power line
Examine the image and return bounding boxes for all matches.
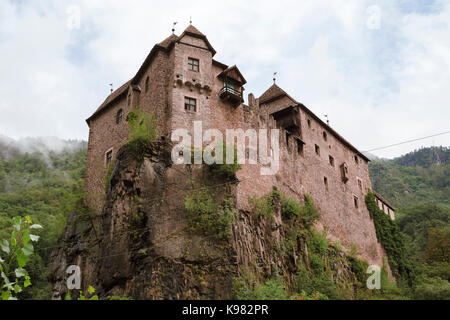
[362,130,450,153]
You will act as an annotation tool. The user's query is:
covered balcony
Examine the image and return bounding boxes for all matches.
[270,106,301,132]
[217,65,246,107]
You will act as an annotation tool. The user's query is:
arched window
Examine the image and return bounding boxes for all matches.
[145,76,149,93]
[116,109,123,124]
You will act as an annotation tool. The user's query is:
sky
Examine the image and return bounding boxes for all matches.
[0,0,449,159]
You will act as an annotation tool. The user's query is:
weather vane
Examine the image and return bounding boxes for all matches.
[324,114,329,125]
[172,22,178,34]
[273,72,277,84]
[109,83,113,94]
[189,16,192,25]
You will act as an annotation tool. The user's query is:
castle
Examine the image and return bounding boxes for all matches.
[84,24,394,267]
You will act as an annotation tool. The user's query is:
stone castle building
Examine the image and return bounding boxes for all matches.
[85,24,394,267]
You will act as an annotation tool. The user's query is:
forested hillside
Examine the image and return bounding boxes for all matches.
[0,137,86,299]
[369,146,450,299]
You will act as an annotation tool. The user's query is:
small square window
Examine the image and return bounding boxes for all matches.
[106,150,113,164]
[184,97,197,112]
[315,144,320,156]
[188,58,199,72]
[329,155,334,167]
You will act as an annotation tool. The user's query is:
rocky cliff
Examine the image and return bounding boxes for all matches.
[49,140,373,300]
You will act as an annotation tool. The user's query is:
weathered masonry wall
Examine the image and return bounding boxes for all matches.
[84,25,390,269]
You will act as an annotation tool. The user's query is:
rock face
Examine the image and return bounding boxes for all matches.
[50,141,367,300]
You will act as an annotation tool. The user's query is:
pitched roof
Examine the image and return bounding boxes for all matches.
[183,24,205,36]
[259,84,298,105]
[259,83,370,162]
[178,24,216,56]
[86,80,131,124]
[299,103,371,162]
[218,65,247,85]
[373,191,395,211]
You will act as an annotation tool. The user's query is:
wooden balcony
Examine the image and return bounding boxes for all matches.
[219,84,243,106]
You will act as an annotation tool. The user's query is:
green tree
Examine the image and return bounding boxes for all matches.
[0,216,42,300]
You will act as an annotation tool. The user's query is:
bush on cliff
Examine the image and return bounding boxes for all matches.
[126,106,157,157]
[184,188,236,241]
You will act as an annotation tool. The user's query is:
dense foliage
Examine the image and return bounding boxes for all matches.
[126,106,158,157]
[0,216,42,300]
[0,138,86,299]
[370,146,450,299]
[184,188,237,241]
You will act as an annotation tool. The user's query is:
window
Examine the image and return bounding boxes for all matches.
[354,196,359,209]
[116,109,123,124]
[286,132,291,150]
[307,119,311,128]
[106,150,113,164]
[354,155,359,164]
[323,131,327,141]
[184,97,197,112]
[188,58,199,72]
[315,144,320,156]
[324,177,328,190]
[357,178,363,191]
[297,140,304,155]
[329,155,334,167]
[340,162,349,183]
[145,77,149,93]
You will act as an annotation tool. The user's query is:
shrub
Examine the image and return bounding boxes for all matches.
[234,277,287,300]
[281,197,301,220]
[248,194,274,220]
[301,194,320,228]
[208,143,241,180]
[126,106,157,157]
[185,188,236,241]
[308,231,329,256]
[413,275,450,300]
[252,278,287,300]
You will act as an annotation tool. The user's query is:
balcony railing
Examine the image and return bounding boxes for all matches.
[219,84,243,105]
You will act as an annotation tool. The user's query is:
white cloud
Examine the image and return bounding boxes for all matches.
[0,0,449,158]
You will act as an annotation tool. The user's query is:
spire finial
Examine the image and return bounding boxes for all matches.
[190,16,192,25]
[273,72,277,84]
[109,83,113,94]
[324,114,329,125]
[172,21,178,34]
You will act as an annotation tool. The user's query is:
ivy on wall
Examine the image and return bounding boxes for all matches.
[365,191,413,283]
